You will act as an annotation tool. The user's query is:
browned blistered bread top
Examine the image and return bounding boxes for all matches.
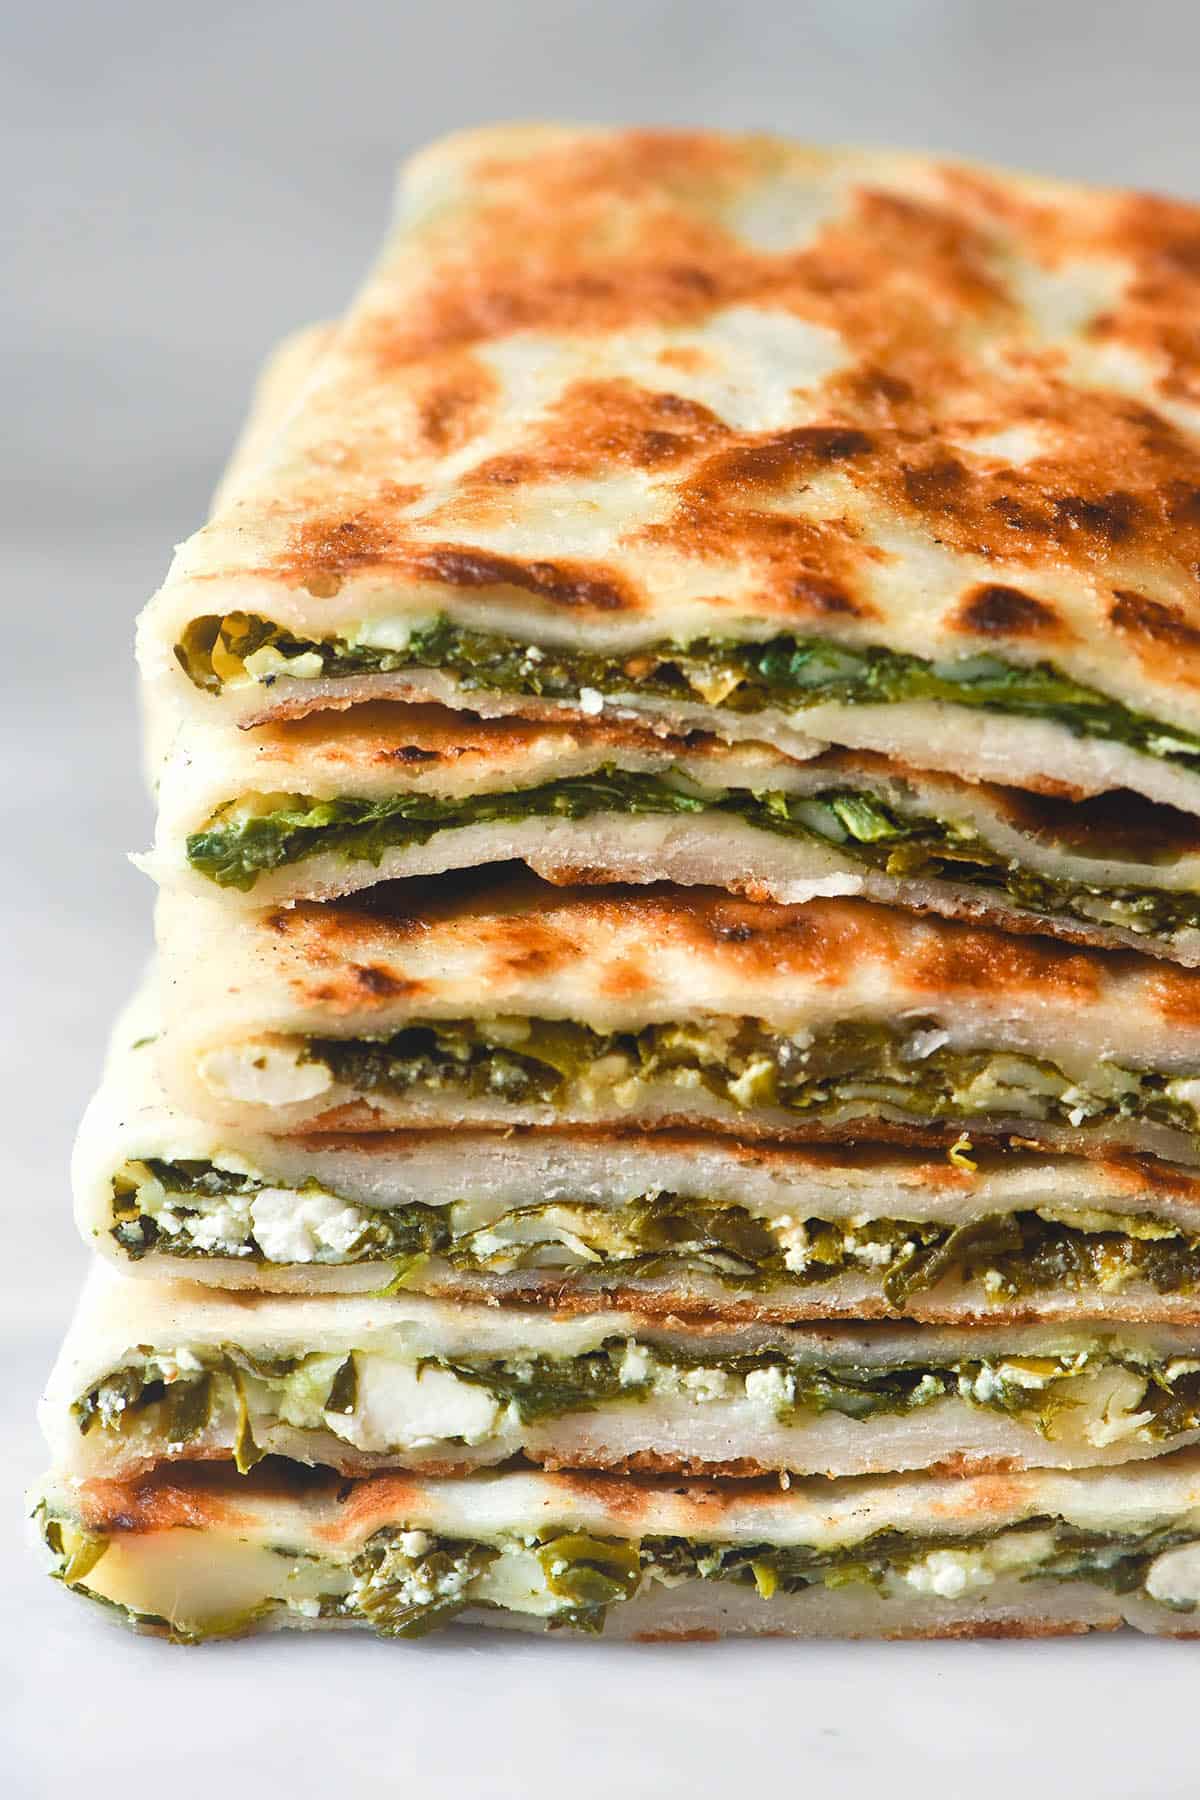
[146,126,1200,731]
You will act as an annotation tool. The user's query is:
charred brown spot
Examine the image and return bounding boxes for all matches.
[1110,589,1200,652]
[692,426,871,494]
[542,1468,665,1525]
[1053,491,1138,543]
[713,921,755,944]
[597,953,652,998]
[224,133,1200,654]
[352,963,409,998]
[1090,194,1200,404]
[415,357,498,454]
[789,574,869,618]
[902,457,969,512]
[429,381,733,525]
[315,1473,426,1544]
[796,426,874,462]
[73,1472,256,1536]
[1166,484,1200,527]
[390,745,440,763]
[414,546,637,612]
[956,583,1061,637]
[1148,966,1200,1031]
[280,514,400,594]
[848,189,1011,315]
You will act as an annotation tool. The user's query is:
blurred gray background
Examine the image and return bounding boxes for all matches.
[3,4,1200,1795]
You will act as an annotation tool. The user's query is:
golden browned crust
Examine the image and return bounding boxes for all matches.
[71,1472,259,1536]
[263,881,1144,1015]
[160,130,1200,710]
[290,161,1200,630]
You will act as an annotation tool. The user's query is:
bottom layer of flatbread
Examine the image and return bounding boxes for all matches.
[33,1452,1200,1643]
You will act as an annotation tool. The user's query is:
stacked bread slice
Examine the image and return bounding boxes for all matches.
[34,125,1200,1641]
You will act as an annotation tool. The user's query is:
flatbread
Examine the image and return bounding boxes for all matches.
[143,324,337,788]
[209,323,337,516]
[83,977,1200,1322]
[144,697,1200,964]
[34,1449,1200,1640]
[138,126,1200,815]
[42,1261,1200,1483]
[153,872,1200,1162]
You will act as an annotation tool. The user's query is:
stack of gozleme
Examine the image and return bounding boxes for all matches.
[35,126,1200,1642]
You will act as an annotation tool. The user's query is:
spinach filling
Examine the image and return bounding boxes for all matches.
[108,1157,447,1264]
[69,1337,1200,1461]
[43,1510,1200,1642]
[636,1519,1196,1607]
[300,1014,1200,1140]
[420,1341,1200,1444]
[108,1157,1200,1304]
[175,611,1200,774]
[184,771,1200,943]
[320,1514,1200,1637]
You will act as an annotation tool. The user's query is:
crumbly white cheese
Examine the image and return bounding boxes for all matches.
[199,1045,333,1106]
[1166,1077,1200,1115]
[744,1365,797,1410]
[242,645,326,681]
[902,1549,991,1600]
[344,617,414,653]
[250,1188,370,1263]
[327,1357,502,1451]
[155,1346,205,1382]
[1146,1543,1200,1609]
[727,1058,778,1107]
[183,1199,256,1254]
[909,1373,945,1405]
[618,1343,654,1387]
[1085,1409,1155,1448]
[899,1530,1056,1599]
[681,1367,731,1402]
[846,1235,894,1268]
[578,687,605,715]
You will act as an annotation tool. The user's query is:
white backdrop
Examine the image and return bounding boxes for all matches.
[3,4,1199,1793]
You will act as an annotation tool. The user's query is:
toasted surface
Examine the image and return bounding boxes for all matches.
[153,873,1200,1158]
[85,977,1200,1320]
[146,698,1200,962]
[34,1450,1200,1640]
[152,703,1200,843]
[159,874,1200,1049]
[209,323,337,516]
[49,1448,1200,1553]
[139,127,1200,808]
